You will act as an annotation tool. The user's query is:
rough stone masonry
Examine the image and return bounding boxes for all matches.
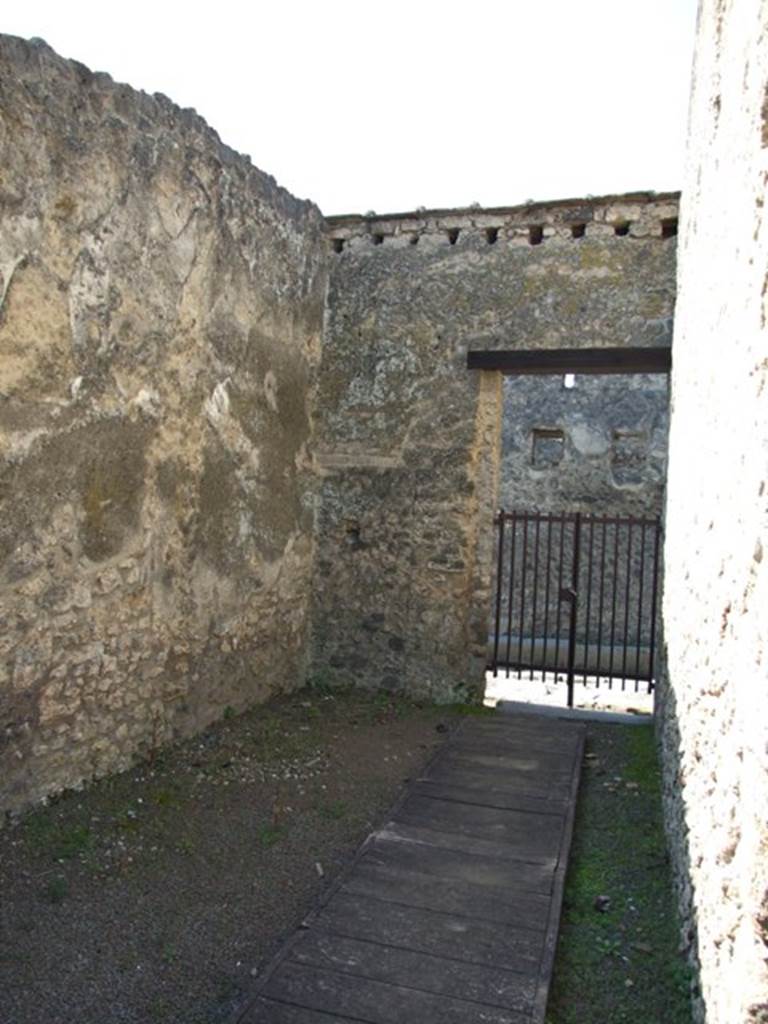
[0,36,328,811]
[0,36,678,811]
[313,197,677,701]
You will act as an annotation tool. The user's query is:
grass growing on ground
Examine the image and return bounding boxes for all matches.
[546,722,693,1024]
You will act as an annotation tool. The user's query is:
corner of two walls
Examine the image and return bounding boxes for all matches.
[0,36,329,813]
[0,34,682,814]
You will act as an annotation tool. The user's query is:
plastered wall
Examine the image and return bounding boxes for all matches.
[659,1,768,1020]
[0,37,328,811]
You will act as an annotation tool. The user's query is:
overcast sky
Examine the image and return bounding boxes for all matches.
[4,1,699,216]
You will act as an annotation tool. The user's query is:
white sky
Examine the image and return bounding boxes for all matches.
[4,1,699,216]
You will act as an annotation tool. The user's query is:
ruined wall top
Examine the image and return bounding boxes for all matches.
[325,192,680,252]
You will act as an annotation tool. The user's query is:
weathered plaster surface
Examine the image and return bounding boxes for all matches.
[0,37,328,811]
[313,197,677,700]
[659,1,768,1020]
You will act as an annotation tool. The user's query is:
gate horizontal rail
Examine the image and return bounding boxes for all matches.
[489,509,662,707]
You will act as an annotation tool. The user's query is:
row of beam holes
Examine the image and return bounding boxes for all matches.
[330,217,677,253]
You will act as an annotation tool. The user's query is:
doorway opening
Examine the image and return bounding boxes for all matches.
[466,351,671,712]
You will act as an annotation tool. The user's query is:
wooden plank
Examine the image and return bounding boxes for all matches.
[530,721,586,1023]
[411,778,568,815]
[439,745,577,775]
[418,762,573,802]
[431,762,573,800]
[342,856,550,930]
[314,891,544,972]
[453,725,581,751]
[393,795,564,855]
[238,996,357,1023]
[289,930,537,1014]
[435,749,575,777]
[264,961,529,1024]
[458,717,584,741]
[445,733,581,761]
[466,345,672,375]
[234,714,586,1024]
[364,835,555,894]
[375,820,559,868]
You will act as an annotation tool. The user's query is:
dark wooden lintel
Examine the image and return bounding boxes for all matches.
[466,346,671,375]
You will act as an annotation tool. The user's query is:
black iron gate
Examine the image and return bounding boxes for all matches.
[489,510,662,707]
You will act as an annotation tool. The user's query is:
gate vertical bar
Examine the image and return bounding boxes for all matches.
[530,515,541,679]
[608,520,620,688]
[647,517,662,692]
[517,516,529,678]
[596,518,607,688]
[583,516,595,685]
[491,510,505,676]
[504,513,517,671]
[542,516,553,674]
[566,512,582,708]
[555,516,566,679]
[635,521,647,688]
[621,518,634,689]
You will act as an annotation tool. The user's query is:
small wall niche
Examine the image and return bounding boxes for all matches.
[344,519,365,550]
[372,233,385,246]
[447,228,460,246]
[661,217,678,239]
[532,427,565,468]
[611,429,648,485]
[529,225,544,246]
[331,238,345,254]
[486,227,499,245]
[614,222,631,237]
[570,223,586,239]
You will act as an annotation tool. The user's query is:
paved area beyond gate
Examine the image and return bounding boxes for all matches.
[235,713,585,1024]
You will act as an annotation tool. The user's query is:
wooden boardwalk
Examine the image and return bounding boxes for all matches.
[236,713,585,1024]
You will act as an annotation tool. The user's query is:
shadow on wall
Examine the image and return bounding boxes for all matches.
[655,648,703,1018]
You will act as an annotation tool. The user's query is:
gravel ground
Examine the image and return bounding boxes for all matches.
[0,689,450,1024]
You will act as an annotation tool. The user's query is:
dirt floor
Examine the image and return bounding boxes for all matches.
[0,689,451,1024]
[1,690,692,1024]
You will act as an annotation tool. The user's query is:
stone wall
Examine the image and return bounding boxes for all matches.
[0,37,328,812]
[658,1,768,1021]
[313,195,678,700]
[500,372,668,516]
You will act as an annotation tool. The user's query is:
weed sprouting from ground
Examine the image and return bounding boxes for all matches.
[256,824,286,849]
[319,799,349,821]
[24,811,93,862]
[43,876,69,903]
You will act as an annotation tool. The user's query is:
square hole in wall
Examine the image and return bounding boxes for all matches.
[611,429,648,485]
[532,427,565,468]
